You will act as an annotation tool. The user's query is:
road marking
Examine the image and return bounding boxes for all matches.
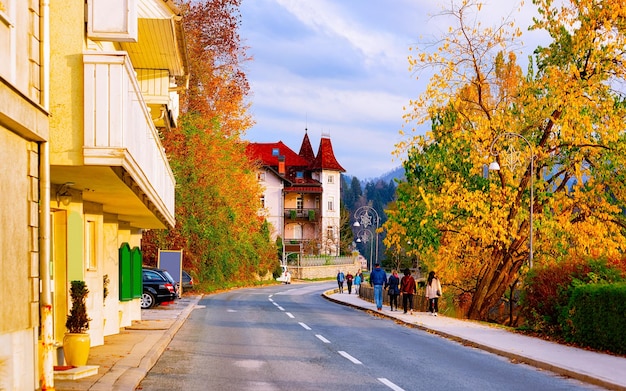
[277,306,285,311]
[226,309,236,312]
[338,351,362,364]
[272,302,279,307]
[299,322,311,330]
[316,334,330,343]
[268,298,274,302]
[286,312,295,318]
[378,378,405,391]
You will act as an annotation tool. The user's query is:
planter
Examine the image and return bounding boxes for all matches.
[63,333,91,366]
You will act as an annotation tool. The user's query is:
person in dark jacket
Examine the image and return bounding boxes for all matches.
[400,268,417,314]
[386,270,400,311]
[369,263,387,310]
[337,270,345,293]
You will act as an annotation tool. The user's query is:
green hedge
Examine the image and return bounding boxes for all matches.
[563,283,626,354]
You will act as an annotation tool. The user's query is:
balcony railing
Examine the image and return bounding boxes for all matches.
[83,52,175,226]
[284,208,320,221]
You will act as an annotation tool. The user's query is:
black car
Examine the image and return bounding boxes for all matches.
[142,267,177,309]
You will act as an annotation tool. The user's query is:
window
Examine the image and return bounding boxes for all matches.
[296,171,303,179]
[315,196,320,209]
[272,148,279,156]
[327,226,335,240]
[327,175,334,183]
[297,195,303,211]
[85,220,97,270]
[327,196,334,211]
[257,171,266,181]
[260,196,265,207]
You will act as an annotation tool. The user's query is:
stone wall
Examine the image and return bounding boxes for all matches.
[289,259,362,279]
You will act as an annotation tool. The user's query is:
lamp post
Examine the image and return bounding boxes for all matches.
[355,229,374,271]
[353,205,380,270]
[489,132,534,269]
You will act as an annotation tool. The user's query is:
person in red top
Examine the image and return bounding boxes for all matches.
[346,272,354,294]
[400,268,417,314]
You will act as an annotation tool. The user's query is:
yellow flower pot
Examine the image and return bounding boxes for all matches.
[63,333,90,367]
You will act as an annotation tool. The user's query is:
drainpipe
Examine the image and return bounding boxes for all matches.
[40,0,54,388]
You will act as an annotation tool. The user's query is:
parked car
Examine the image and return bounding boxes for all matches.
[181,270,194,290]
[142,266,177,309]
[276,266,291,284]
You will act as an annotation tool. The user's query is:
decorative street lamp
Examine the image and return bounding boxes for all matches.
[489,132,534,269]
[353,205,380,270]
[355,229,374,271]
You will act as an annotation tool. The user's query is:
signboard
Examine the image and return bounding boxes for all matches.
[158,249,183,295]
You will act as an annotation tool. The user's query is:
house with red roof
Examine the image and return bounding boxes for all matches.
[246,131,345,259]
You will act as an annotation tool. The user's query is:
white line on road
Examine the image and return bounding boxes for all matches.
[272,302,279,307]
[315,334,330,343]
[285,312,295,318]
[277,306,285,311]
[299,322,311,330]
[338,351,362,364]
[378,378,405,391]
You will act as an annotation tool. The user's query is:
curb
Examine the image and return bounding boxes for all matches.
[108,295,203,390]
[322,291,625,391]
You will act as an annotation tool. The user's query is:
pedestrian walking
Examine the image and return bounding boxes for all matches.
[369,263,387,311]
[425,271,443,316]
[400,268,416,314]
[337,270,345,293]
[354,271,362,295]
[346,272,354,294]
[386,270,400,311]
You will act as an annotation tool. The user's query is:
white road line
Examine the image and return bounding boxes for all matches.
[315,334,330,343]
[299,322,311,330]
[272,302,279,307]
[338,351,362,364]
[285,312,295,318]
[277,306,285,311]
[378,378,405,391]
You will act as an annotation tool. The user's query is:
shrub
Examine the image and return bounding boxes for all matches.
[520,256,626,335]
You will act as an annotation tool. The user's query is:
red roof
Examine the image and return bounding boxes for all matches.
[298,132,316,163]
[310,136,345,172]
[245,142,310,167]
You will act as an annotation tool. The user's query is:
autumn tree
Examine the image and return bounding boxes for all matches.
[388,0,626,320]
[142,0,276,287]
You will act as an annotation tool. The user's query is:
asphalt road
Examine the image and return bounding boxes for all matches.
[138,282,601,391]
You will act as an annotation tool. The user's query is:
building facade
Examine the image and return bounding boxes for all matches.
[0,0,187,389]
[246,132,345,259]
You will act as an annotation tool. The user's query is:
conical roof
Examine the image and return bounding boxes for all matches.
[310,136,345,172]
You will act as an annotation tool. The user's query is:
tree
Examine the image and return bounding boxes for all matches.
[389,0,626,320]
[142,0,277,287]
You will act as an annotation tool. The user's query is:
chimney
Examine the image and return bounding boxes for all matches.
[278,155,285,176]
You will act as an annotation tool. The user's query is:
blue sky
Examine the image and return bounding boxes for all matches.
[240,1,548,180]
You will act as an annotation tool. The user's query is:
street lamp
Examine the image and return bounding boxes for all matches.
[353,205,380,270]
[354,229,374,271]
[489,132,534,269]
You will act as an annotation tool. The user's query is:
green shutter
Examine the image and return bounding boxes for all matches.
[119,243,132,301]
[131,247,143,298]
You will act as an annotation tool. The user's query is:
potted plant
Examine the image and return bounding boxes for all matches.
[63,280,91,366]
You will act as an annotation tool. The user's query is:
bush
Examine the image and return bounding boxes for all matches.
[520,256,626,335]
[564,283,626,354]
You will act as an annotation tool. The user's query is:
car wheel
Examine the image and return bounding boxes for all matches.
[141,291,156,309]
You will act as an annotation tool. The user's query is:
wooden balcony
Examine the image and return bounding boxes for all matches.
[284,208,320,222]
[83,52,175,227]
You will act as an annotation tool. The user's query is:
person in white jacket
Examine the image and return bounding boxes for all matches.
[425,271,443,316]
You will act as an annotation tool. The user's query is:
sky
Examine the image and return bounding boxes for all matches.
[239,0,550,180]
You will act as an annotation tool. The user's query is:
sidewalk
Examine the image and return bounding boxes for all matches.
[325,291,626,391]
[54,295,202,391]
[54,289,626,391]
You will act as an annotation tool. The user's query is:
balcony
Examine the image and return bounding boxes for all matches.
[284,208,320,222]
[83,52,175,228]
